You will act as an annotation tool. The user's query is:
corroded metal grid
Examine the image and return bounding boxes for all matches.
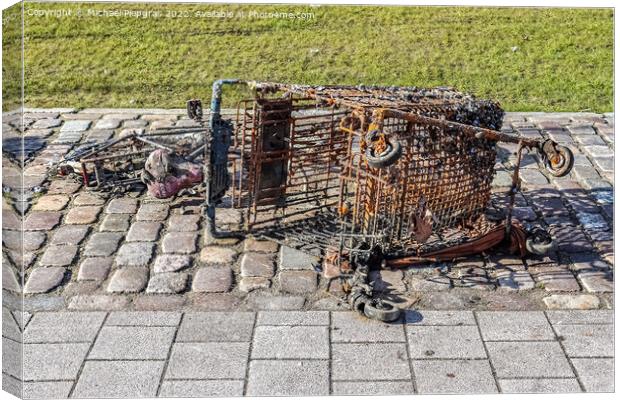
[231,98,350,230]
[228,84,505,258]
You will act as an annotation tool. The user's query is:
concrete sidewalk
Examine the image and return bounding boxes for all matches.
[2,309,614,398]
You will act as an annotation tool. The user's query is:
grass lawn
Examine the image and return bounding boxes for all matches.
[3,2,614,112]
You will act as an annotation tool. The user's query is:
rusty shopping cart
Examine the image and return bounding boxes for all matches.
[200,80,574,321]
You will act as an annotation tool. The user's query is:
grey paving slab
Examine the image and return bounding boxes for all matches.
[486,341,574,378]
[50,225,89,245]
[404,310,476,325]
[115,242,155,266]
[166,342,250,379]
[77,257,112,281]
[88,326,175,360]
[251,326,329,359]
[331,311,405,343]
[176,312,255,342]
[107,267,149,293]
[246,293,305,310]
[105,198,138,214]
[106,311,182,326]
[571,358,614,392]
[2,338,22,380]
[2,264,21,294]
[577,269,614,293]
[126,221,162,242]
[94,119,121,129]
[546,310,614,325]
[24,267,65,294]
[2,373,21,398]
[256,310,329,326]
[412,359,498,394]
[153,255,191,273]
[24,312,106,343]
[192,267,233,293]
[23,381,74,399]
[60,120,91,132]
[554,324,613,357]
[158,380,244,397]
[21,296,66,312]
[406,325,487,359]
[83,232,123,257]
[72,360,165,398]
[240,252,275,277]
[2,307,22,342]
[476,311,555,341]
[332,381,414,395]
[246,360,329,396]
[136,202,169,221]
[498,378,582,393]
[146,272,189,294]
[278,246,319,270]
[24,343,90,381]
[332,343,411,381]
[542,294,601,310]
[67,294,131,311]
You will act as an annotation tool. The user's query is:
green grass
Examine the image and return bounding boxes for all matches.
[5,2,614,112]
[2,5,23,111]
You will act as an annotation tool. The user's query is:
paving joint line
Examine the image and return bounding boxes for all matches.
[497,375,592,380]
[402,316,418,394]
[85,358,170,362]
[332,378,415,382]
[483,339,560,343]
[67,311,109,398]
[9,310,25,335]
[22,341,94,345]
[327,311,333,395]
[472,311,502,393]
[3,372,22,382]
[542,311,586,392]
[104,324,181,328]
[3,336,24,345]
[569,356,615,360]
[154,310,184,396]
[331,340,408,344]
[241,311,258,396]
[174,339,253,343]
[161,378,244,382]
[248,357,332,361]
[409,357,491,361]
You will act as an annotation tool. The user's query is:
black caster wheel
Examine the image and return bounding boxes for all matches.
[526,226,557,255]
[363,299,402,322]
[365,130,402,169]
[544,143,574,177]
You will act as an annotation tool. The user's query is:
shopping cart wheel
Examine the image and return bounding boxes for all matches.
[363,299,401,322]
[366,140,402,169]
[525,227,557,255]
[544,143,574,177]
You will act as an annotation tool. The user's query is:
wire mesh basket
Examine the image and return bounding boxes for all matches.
[205,81,573,265]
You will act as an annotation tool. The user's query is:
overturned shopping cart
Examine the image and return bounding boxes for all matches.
[199,80,574,321]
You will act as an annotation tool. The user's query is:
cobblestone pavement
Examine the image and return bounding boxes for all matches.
[1,309,614,397]
[1,109,614,312]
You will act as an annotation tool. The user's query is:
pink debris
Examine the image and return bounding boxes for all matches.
[143,149,203,199]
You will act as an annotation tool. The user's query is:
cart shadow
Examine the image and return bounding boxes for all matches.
[401,309,424,324]
[2,135,47,160]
